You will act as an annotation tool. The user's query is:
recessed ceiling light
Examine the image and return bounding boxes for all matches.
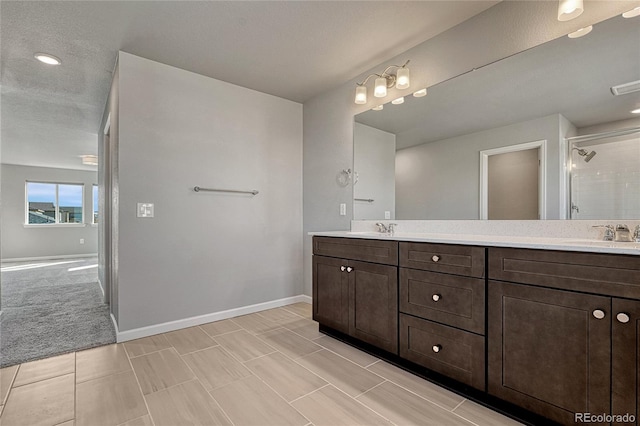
[631,108,640,114]
[34,53,61,65]
[413,88,427,97]
[568,25,593,39]
[622,7,640,18]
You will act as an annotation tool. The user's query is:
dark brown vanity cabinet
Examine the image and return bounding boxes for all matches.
[312,237,399,353]
[399,243,486,390]
[488,248,640,425]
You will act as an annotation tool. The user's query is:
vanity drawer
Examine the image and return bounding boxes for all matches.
[313,236,398,265]
[400,314,485,391]
[489,247,640,299]
[400,242,485,278]
[400,268,485,334]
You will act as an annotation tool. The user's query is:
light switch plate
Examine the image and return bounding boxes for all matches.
[385,211,391,219]
[137,203,154,218]
[340,203,346,216]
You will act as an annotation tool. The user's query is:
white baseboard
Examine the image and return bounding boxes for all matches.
[1,253,98,263]
[114,294,312,343]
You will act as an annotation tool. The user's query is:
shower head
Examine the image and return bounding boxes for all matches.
[573,148,597,163]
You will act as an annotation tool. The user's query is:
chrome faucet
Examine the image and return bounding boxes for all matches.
[375,222,398,235]
[375,223,388,233]
[614,224,632,242]
[593,225,615,241]
[388,223,398,235]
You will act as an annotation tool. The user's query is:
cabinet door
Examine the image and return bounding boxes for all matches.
[313,256,349,333]
[348,260,398,354]
[612,298,640,426]
[488,281,611,425]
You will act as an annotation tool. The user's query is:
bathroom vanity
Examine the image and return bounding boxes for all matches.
[312,233,640,426]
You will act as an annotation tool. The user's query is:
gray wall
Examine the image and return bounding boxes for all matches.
[1,164,98,259]
[353,123,395,220]
[99,58,119,315]
[395,114,563,219]
[115,52,303,331]
[302,1,630,295]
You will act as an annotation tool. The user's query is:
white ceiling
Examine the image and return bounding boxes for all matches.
[0,0,498,171]
[356,13,640,150]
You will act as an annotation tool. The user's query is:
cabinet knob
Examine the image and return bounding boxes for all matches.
[431,255,440,262]
[592,309,606,320]
[346,267,353,273]
[617,312,630,324]
[340,266,346,272]
[432,294,441,302]
[432,344,442,353]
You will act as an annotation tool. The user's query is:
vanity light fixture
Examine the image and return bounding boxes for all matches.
[354,60,410,104]
[391,97,404,105]
[34,53,61,65]
[372,105,384,111]
[568,25,593,39]
[413,88,427,97]
[557,0,584,21]
[622,7,640,18]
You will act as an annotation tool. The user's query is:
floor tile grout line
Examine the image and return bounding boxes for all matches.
[174,343,221,358]
[226,364,313,425]
[320,381,399,426]
[368,367,463,413]
[125,343,157,426]
[198,325,244,339]
[73,352,76,424]
[238,350,279,364]
[287,383,331,404]
[353,379,388,399]
[452,398,467,412]
[10,353,76,389]
[1,363,20,407]
[364,359,381,369]
[310,339,380,370]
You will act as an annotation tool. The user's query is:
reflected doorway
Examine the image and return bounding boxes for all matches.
[480,140,547,220]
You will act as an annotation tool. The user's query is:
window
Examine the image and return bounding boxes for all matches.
[92,184,98,224]
[26,182,84,225]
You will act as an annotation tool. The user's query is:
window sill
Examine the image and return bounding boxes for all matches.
[23,223,87,228]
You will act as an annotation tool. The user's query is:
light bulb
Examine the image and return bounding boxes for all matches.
[568,25,592,38]
[623,7,640,18]
[413,88,427,97]
[374,77,387,97]
[391,97,404,105]
[355,85,367,104]
[396,67,410,90]
[558,0,583,21]
[372,105,383,111]
[631,108,640,114]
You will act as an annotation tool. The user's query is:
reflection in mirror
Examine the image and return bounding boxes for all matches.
[353,14,640,220]
[569,127,640,219]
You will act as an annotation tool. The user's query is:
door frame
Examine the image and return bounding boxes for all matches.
[479,140,547,220]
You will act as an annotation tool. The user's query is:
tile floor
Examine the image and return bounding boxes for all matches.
[0,302,522,426]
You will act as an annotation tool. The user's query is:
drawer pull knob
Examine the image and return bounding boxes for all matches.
[346,267,353,273]
[431,255,440,262]
[432,344,442,353]
[617,313,630,324]
[432,294,441,302]
[340,266,346,272]
[592,309,606,320]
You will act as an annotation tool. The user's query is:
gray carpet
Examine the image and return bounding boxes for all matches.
[1,257,116,367]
